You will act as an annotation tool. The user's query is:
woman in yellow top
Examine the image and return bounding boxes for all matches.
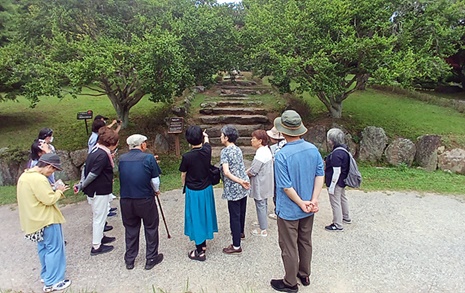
[17,153,71,292]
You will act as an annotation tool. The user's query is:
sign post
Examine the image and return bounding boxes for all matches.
[77,110,93,135]
[167,117,184,156]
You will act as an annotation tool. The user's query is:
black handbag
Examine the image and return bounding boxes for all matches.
[209,164,221,185]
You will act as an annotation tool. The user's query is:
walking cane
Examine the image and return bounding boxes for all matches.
[155,193,172,239]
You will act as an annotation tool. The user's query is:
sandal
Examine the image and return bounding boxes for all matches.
[188,250,206,262]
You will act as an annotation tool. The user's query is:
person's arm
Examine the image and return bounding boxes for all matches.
[181,172,186,187]
[247,158,263,177]
[222,163,250,189]
[328,167,341,194]
[150,176,160,196]
[309,175,324,213]
[35,177,68,205]
[203,130,209,144]
[282,187,309,212]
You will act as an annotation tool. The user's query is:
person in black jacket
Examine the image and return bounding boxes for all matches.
[75,127,119,255]
[324,128,352,232]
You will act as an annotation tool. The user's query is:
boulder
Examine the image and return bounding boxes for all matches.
[438,148,465,174]
[55,150,80,181]
[0,148,28,186]
[415,135,442,171]
[303,125,328,153]
[359,126,388,162]
[154,134,170,154]
[344,134,358,158]
[70,149,88,168]
[384,138,416,166]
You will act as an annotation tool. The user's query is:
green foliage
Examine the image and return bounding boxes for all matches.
[243,0,465,118]
[0,0,243,126]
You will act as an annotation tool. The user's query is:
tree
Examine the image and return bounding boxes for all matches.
[0,0,192,127]
[243,0,465,118]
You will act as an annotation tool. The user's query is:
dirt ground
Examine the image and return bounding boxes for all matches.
[1,188,465,293]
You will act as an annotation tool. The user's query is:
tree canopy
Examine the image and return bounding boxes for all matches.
[0,0,241,126]
[243,0,465,118]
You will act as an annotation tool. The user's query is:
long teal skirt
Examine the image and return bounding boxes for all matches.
[184,185,218,245]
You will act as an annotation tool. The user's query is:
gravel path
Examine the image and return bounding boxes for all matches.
[1,188,465,293]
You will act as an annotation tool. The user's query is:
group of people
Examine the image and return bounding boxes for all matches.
[17,109,354,293]
[180,110,354,293]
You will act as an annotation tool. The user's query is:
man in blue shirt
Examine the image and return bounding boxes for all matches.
[119,134,163,270]
[271,110,324,293]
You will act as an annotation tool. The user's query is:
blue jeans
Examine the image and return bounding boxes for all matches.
[37,224,66,286]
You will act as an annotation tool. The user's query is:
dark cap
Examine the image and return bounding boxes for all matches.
[38,128,53,139]
[94,115,109,121]
[38,153,63,171]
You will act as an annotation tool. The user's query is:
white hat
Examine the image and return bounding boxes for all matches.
[266,127,284,140]
[126,134,147,149]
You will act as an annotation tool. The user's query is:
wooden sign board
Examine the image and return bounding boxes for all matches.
[168,117,184,134]
[77,110,93,120]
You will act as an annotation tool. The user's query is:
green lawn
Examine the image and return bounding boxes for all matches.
[1,84,465,206]
[301,88,465,147]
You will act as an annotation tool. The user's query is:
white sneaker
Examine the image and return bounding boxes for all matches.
[251,229,268,237]
[268,213,277,220]
[43,279,71,292]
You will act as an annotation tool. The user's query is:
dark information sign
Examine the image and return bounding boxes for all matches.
[77,110,93,120]
[168,117,184,134]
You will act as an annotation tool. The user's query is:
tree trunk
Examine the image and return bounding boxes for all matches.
[329,102,342,118]
[356,73,370,90]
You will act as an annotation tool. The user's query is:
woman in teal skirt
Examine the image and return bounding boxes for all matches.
[179,125,218,261]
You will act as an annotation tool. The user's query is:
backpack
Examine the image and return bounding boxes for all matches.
[333,147,362,188]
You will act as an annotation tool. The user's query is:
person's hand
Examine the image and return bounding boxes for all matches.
[38,141,51,153]
[154,155,160,164]
[73,183,81,194]
[309,199,319,213]
[203,130,208,137]
[56,185,70,192]
[241,180,250,190]
[155,191,161,197]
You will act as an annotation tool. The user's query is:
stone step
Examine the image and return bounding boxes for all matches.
[199,115,269,125]
[209,96,253,101]
[199,107,267,116]
[219,93,248,97]
[220,89,269,95]
[201,124,265,137]
[218,80,258,87]
[210,137,253,146]
[201,100,264,108]
[220,85,270,90]
[211,146,256,157]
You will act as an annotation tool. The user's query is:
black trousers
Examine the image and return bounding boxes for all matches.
[120,197,159,264]
[228,196,247,247]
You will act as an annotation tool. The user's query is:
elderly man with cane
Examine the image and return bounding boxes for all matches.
[119,134,164,270]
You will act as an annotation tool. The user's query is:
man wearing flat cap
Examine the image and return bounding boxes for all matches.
[17,153,72,292]
[119,134,164,270]
[270,110,324,292]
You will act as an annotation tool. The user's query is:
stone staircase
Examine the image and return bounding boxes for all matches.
[196,78,275,157]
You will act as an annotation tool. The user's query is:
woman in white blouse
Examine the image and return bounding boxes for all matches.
[247,129,274,237]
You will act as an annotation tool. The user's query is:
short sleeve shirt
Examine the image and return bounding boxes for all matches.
[179,143,212,190]
[220,144,249,201]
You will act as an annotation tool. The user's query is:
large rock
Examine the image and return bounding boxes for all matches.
[55,150,80,181]
[303,125,328,153]
[0,148,28,186]
[359,126,388,162]
[70,149,88,168]
[154,134,170,154]
[345,134,358,158]
[415,135,442,171]
[384,138,416,166]
[438,148,465,174]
